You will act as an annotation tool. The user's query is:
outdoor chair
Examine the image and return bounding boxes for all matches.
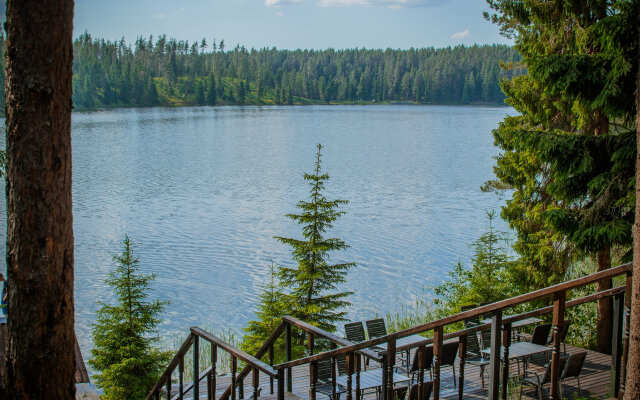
[559,351,587,397]
[366,318,407,371]
[345,322,367,343]
[520,355,568,400]
[547,320,572,355]
[523,323,553,367]
[403,382,433,400]
[464,329,490,388]
[440,341,459,388]
[316,358,345,400]
[460,304,479,327]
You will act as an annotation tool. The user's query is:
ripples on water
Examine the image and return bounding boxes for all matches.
[0,105,513,358]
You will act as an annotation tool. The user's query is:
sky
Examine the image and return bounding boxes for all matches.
[66,0,511,50]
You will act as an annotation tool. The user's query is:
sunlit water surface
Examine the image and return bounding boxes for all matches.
[0,105,514,360]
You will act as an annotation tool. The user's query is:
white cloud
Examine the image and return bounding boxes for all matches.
[276,10,285,16]
[450,29,470,39]
[317,0,446,7]
[265,0,302,7]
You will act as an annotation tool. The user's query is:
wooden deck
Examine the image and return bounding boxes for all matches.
[168,341,615,400]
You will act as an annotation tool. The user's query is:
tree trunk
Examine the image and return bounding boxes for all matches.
[625,4,640,398]
[3,0,75,398]
[596,248,613,355]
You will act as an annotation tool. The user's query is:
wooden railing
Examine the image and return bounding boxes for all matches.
[149,262,632,400]
[270,262,632,400]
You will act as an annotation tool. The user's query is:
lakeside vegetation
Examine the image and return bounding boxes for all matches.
[0,33,523,111]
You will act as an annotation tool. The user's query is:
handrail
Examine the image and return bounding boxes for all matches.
[273,262,632,370]
[146,334,194,400]
[192,327,278,377]
[282,316,382,362]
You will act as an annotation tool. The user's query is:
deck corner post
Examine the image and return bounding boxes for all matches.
[286,323,292,393]
[611,292,624,397]
[619,271,632,397]
[433,326,443,400]
[488,309,502,400]
[381,353,389,400]
[457,335,466,400]
[194,334,200,400]
[550,290,566,400]
[501,322,511,400]
[277,368,285,400]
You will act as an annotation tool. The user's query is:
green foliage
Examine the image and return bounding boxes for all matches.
[241,263,289,362]
[89,235,171,400]
[433,210,513,313]
[275,144,355,336]
[49,32,524,109]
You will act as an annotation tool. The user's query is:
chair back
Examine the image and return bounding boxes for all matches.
[344,322,367,343]
[461,304,479,327]
[479,302,493,320]
[440,342,458,366]
[559,320,572,342]
[561,352,587,379]
[465,331,482,356]
[531,323,552,345]
[336,354,347,376]
[365,318,387,339]
[541,355,568,384]
[408,382,433,400]
[480,329,492,351]
[317,358,334,383]
[410,346,434,374]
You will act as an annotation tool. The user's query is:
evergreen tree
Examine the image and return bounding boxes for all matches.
[196,81,205,105]
[237,80,246,104]
[275,144,355,335]
[241,263,290,361]
[89,235,170,400]
[206,73,217,106]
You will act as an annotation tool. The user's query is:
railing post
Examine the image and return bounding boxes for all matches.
[355,353,361,400]
[209,345,217,400]
[550,290,566,400]
[611,292,624,397]
[381,353,389,400]
[277,369,285,400]
[179,355,185,400]
[286,323,292,393]
[269,345,275,395]
[346,351,354,400]
[386,339,396,400]
[231,356,237,400]
[308,332,315,356]
[433,327,443,400]
[239,375,245,400]
[620,271,632,397]
[417,346,426,400]
[310,360,318,400]
[457,335,466,400]
[253,368,260,400]
[166,374,172,400]
[194,335,200,400]
[488,309,502,400]
[331,343,337,400]
[501,322,511,400]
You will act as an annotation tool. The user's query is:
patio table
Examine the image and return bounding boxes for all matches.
[335,368,410,391]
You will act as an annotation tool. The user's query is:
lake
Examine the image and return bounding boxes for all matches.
[0,104,513,357]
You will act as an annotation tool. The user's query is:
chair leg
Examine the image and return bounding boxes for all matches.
[452,364,456,388]
[480,366,485,389]
[577,377,581,397]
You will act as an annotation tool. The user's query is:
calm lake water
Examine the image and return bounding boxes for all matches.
[0,105,513,358]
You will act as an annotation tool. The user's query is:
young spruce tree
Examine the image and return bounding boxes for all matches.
[89,235,171,400]
[242,263,289,361]
[275,144,355,335]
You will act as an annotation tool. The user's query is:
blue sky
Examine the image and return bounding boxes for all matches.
[72,0,510,49]
[0,0,510,50]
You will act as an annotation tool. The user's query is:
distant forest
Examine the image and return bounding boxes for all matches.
[0,33,523,110]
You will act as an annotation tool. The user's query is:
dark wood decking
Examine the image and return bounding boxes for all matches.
[168,342,614,400]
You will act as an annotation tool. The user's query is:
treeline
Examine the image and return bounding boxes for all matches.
[0,33,522,110]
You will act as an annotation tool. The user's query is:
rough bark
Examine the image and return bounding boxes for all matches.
[625,3,640,398]
[3,0,75,398]
[596,248,613,355]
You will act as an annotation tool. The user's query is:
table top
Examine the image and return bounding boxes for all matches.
[481,341,551,359]
[480,316,543,329]
[335,368,409,390]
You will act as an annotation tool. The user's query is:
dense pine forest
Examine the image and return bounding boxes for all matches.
[0,33,522,110]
